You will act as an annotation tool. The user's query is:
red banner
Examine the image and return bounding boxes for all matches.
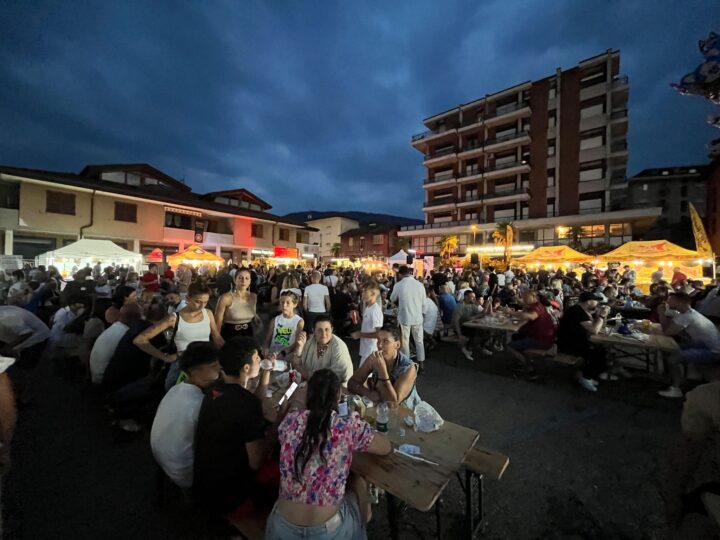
[273,246,299,258]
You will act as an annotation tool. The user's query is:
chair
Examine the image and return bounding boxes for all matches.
[458,445,510,539]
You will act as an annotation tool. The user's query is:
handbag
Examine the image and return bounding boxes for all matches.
[162,313,181,355]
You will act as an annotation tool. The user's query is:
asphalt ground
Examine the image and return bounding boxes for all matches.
[3,334,718,539]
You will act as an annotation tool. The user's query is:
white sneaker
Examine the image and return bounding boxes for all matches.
[658,386,683,399]
[599,372,619,381]
[480,347,493,356]
[461,347,474,361]
[578,377,598,392]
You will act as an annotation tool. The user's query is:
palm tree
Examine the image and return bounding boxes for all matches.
[568,225,584,248]
[436,235,459,263]
[330,243,341,258]
[492,222,514,266]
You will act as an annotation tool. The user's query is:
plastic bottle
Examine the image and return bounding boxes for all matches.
[260,359,288,371]
[376,402,389,433]
[338,395,349,417]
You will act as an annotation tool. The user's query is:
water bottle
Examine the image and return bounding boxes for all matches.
[338,395,349,417]
[376,402,389,433]
[260,359,288,371]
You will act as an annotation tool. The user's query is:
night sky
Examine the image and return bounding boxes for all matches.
[1,1,718,218]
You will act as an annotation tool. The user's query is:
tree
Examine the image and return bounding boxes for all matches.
[330,243,341,258]
[568,225,585,248]
[396,236,411,252]
[436,235,459,263]
[492,222,514,267]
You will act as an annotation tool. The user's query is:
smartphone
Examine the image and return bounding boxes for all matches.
[278,382,298,406]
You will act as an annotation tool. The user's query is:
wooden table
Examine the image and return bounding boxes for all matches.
[463,316,527,334]
[352,406,479,539]
[591,329,679,372]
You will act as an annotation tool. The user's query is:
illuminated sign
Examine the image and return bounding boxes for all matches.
[274,246,299,258]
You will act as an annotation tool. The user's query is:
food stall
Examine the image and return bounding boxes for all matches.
[514,245,593,269]
[35,238,144,278]
[598,240,708,285]
[167,244,224,268]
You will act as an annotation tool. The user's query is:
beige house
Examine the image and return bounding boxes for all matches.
[306,216,360,260]
[0,163,312,263]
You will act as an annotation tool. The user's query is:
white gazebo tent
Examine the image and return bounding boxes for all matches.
[36,239,143,278]
[388,249,410,265]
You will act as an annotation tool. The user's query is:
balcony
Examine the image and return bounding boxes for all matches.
[483,129,531,153]
[610,108,627,120]
[610,140,628,156]
[423,173,456,188]
[456,193,482,207]
[457,142,484,160]
[483,187,531,205]
[483,102,531,125]
[457,170,483,184]
[612,75,629,89]
[411,128,457,147]
[401,219,479,232]
[424,146,457,167]
[483,160,531,179]
[422,198,457,212]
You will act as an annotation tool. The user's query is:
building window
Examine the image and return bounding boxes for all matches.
[296,231,303,243]
[46,190,75,215]
[0,181,19,209]
[251,223,263,238]
[547,139,556,157]
[278,228,289,241]
[547,168,556,187]
[580,131,604,150]
[114,202,137,223]
[102,171,126,184]
[373,234,384,245]
[546,198,555,217]
[348,237,354,248]
[580,102,604,119]
[548,110,556,128]
[165,212,192,230]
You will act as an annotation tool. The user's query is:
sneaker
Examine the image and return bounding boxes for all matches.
[578,377,598,392]
[599,372,619,381]
[480,347,493,356]
[658,386,683,399]
[461,347,474,361]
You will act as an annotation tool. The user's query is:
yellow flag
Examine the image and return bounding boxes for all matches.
[689,202,713,257]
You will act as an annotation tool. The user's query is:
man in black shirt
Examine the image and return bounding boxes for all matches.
[193,337,277,517]
[430,267,448,294]
[557,291,611,392]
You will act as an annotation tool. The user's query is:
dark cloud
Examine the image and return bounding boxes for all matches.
[0,0,718,218]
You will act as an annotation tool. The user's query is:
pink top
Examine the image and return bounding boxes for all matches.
[278,410,374,506]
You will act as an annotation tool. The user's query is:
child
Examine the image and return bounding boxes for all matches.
[264,291,304,357]
[351,284,384,367]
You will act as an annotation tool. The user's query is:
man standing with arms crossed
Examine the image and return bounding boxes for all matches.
[390,265,426,372]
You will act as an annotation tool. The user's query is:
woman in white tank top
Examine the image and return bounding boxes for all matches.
[134,281,224,390]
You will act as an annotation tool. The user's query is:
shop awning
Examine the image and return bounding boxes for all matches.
[167,244,224,266]
[36,238,143,264]
[514,245,593,264]
[598,240,700,262]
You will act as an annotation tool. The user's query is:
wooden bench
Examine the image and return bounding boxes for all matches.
[458,445,510,539]
[524,345,579,367]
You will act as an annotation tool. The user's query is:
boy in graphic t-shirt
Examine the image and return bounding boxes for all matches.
[351,284,384,367]
[264,291,305,357]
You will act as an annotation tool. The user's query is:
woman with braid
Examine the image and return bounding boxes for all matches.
[266,369,391,539]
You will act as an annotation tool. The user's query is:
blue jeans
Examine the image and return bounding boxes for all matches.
[265,493,366,540]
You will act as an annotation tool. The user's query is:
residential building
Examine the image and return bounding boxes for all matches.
[627,165,707,224]
[339,223,403,258]
[0,163,313,262]
[304,216,360,260]
[400,50,661,254]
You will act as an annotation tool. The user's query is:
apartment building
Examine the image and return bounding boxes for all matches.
[399,50,661,254]
[304,216,360,260]
[627,165,708,224]
[339,223,402,258]
[0,163,313,262]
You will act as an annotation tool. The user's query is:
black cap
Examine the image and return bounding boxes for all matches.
[578,291,601,303]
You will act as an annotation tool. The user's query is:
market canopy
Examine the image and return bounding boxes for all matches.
[36,238,142,264]
[388,250,409,263]
[167,244,224,266]
[598,240,700,262]
[514,245,593,264]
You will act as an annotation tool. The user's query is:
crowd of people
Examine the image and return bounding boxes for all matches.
[1,257,720,537]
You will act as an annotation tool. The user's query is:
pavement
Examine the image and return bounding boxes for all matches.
[1,335,712,539]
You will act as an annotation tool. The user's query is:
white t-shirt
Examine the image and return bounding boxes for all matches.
[496,273,506,287]
[422,297,439,335]
[504,269,515,282]
[672,308,720,353]
[359,302,383,364]
[150,383,204,488]
[89,322,129,384]
[324,275,338,288]
[0,306,50,351]
[390,276,426,326]
[304,283,329,313]
[270,313,303,353]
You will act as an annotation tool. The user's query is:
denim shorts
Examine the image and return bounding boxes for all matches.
[265,492,366,540]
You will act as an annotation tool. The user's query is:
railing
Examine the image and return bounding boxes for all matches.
[610,109,627,120]
[485,160,527,173]
[483,102,529,120]
[412,128,455,142]
[424,172,455,184]
[484,187,529,200]
[424,146,456,160]
[401,219,479,231]
[423,198,457,208]
[484,128,530,146]
[611,141,628,153]
[612,75,629,87]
